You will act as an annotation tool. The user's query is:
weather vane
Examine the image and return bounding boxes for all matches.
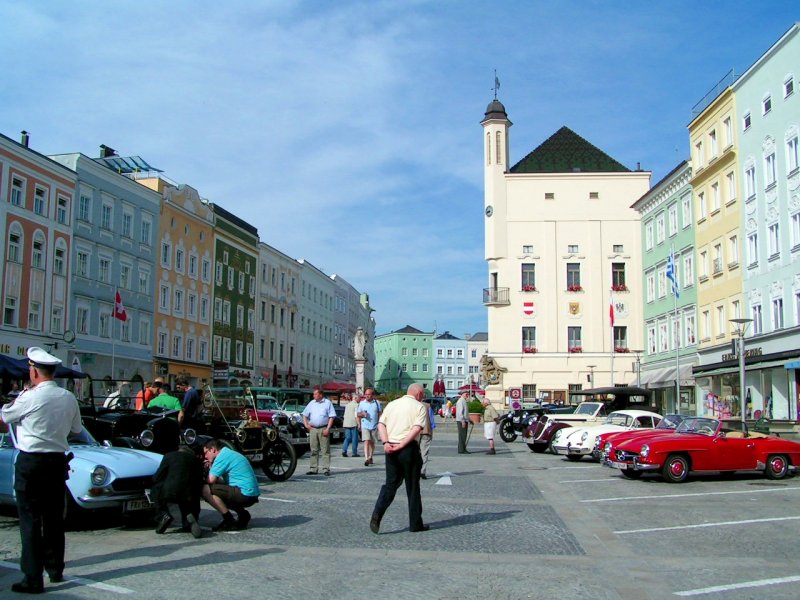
[492,69,500,99]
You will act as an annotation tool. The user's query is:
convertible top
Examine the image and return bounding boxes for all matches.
[0,354,88,379]
[571,386,651,398]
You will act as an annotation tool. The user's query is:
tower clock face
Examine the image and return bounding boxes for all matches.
[485,205,494,217]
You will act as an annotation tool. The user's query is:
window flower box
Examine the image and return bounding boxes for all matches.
[568,346,583,353]
[567,285,583,292]
[522,346,537,354]
[611,284,628,292]
[522,285,537,292]
[614,346,630,353]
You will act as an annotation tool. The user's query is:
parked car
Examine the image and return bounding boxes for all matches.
[596,414,687,462]
[551,410,662,461]
[81,407,195,454]
[0,424,161,523]
[498,406,544,443]
[604,416,800,482]
[522,401,610,453]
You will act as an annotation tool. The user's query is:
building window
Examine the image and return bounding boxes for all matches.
[99,312,110,338]
[521,263,536,290]
[723,117,733,147]
[566,263,581,289]
[613,244,624,253]
[175,248,184,272]
[174,335,183,358]
[522,384,537,400]
[121,212,133,238]
[613,326,627,350]
[726,172,736,203]
[99,257,111,283]
[787,136,799,173]
[76,251,89,277]
[54,247,65,275]
[745,164,756,199]
[567,244,579,253]
[785,76,795,98]
[768,223,779,257]
[10,178,24,207]
[765,152,777,187]
[159,284,169,310]
[31,237,44,269]
[76,306,88,334]
[567,326,582,350]
[101,204,112,230]
[612,263,626,289]
[51,307,63,334]
[138,270,149,294]
[140,219,152,246]
[772,297,784,330]
[161,242,172,267]
[695,141,704,168]
[747,233,758,266]
[762,95,772,115]
[711,183,720,211]
[647,324,656,354]
[3,297,16,326]
[709,129,717,158]
[57,197,68,224]
[743,112,751,131]
[792,213,800,248]
[173,289,184,314]
[684,254,694,286]
[682,196,692,228]
[729,235,739,265]
[659,321,669,352]
[645,222,653,250]
[685,314,696,345]
[697,192,706,220]
[656,214,665,243]
[732,299,741,320]
[33,188,46,215]
[522,326,536,351]
[646,272,655,303]
[668,204,678,235]
[657,267,666,297]
[752,304,763,335]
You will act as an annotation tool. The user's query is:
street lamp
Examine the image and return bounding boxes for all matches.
[630,351,643,388]
[587,365,596,388]
[730,318,753,424]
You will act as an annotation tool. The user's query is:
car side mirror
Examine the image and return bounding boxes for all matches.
[717,431,726,439]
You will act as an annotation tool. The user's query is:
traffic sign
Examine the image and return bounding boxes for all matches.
[509,387,522,400]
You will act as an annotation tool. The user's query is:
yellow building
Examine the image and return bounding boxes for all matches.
[482,99,650,405]
[688,85,744,351]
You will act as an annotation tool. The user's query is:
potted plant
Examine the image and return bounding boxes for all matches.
[614,346,630,353]
[567,284,583,292]
[568,346,583,353]
[522,284,537,292]
[522,346,537,354]
[467,398,484,424]
[611,284,628,292]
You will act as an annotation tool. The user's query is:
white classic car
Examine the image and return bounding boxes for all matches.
[550,410,662,461]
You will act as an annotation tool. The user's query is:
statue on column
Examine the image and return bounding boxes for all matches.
[353,327,367,361]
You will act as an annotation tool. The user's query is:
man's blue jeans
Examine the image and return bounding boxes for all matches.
[343,427,359,456]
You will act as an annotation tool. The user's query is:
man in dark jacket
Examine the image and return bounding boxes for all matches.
[151,446,204,538]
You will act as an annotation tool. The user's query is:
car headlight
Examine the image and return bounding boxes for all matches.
[140,429,155,447]
[581,432,589,443]
[640,444,650,458]
[183,428,197,445]
[91,465,109,486]
[604,441,611,452]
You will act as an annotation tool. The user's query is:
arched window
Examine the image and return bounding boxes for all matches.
[496,131,502,165]
[486,132,491,166]
[7,223,22,263]
[32,231,46,269]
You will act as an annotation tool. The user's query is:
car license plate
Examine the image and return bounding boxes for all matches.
[608,460,631,470]
[250,453,263,462]
[125,499,152,512]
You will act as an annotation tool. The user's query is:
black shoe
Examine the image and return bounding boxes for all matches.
[213,513,237,532]
[342,452,348,457]
[155,512,173,534]
[235,510,251,530]
[410,524,430,532]
[187,513,202,538]
[420,474,427,479]
[364,460,369,466]
[487,449,496,455]
[47,571,63,583]
[324,471,330,477]
[305,470,318,475]
[369,514,381,534]
[11,580,44,594]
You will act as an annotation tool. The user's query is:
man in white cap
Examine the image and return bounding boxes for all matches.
[1,347,81,594]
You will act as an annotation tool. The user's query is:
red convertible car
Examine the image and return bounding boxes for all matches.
[595,414,686,460]
[604,416,800,483]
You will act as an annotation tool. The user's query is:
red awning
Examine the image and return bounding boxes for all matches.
[321,381,356,393]
[458,384,485,395]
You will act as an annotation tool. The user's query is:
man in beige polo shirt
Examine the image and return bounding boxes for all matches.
[369,383,429,534]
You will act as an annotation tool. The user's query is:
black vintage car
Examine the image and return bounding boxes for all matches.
[80,407,196,454]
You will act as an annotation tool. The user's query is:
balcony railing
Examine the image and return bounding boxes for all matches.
[483,287,510,305]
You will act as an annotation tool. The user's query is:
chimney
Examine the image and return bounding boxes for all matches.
[20,131,29,148]
[99,144,117,158]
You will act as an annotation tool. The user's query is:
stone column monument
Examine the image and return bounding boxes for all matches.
[353,327,367,394]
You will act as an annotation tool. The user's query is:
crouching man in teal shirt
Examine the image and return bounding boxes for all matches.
[202,439,259,531]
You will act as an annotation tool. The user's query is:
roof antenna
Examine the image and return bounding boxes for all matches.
[492,70,501,100]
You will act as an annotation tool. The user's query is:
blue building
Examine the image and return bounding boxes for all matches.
[433,331,468,397]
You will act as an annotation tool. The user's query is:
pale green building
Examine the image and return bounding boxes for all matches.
[374,325,433,394]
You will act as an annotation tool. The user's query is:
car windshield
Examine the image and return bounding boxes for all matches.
[676,417,718,436]
[255,396,281,411]
[67,428,101,446]
[575,402,601,416]
[605,412,633,427]
[657,415,684,430]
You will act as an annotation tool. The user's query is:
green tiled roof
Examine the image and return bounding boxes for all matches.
[510,126,630,174]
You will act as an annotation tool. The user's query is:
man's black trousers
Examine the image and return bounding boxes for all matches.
[372,441,423,530]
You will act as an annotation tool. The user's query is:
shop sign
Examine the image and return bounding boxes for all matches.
[721,346,762,362]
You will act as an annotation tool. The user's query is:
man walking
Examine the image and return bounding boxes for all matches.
[1,347,82,593]
[419,395,434,479]
[357,387,381,466]
[455,392,471,454]
[202,439,260,531]
[341,393,360,457]
[370,383,429,534]
[302,388,336,476]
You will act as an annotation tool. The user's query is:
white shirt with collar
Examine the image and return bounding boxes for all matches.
[1,381,82,453]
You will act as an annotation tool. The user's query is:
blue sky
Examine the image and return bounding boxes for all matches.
[1,2,797,338]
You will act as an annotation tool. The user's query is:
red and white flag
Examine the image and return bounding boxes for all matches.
[609,293,615,328]
[114,290,128,322]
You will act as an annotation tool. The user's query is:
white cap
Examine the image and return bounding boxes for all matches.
[27,347,62,366]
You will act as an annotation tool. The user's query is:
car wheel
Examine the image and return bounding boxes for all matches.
[565,454,583,462]
[547,440,556,454]
[765,454,789,480]
[499,420,517,443]
[261,438,297,481]
[62,490,84,528]
[620,470,642,479]
[662,454,689,483]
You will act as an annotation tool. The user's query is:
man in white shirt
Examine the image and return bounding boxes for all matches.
[1,347,82,593]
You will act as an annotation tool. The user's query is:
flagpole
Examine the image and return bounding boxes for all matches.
[609,290,614,387]
[674,290,680,413]
[111,289,116,380]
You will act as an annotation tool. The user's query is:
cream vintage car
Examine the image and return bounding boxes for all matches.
[550,409,662,461]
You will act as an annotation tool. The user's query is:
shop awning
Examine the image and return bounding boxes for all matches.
[695,359,794,378]
[785,360,800,370]
[637,368,667,386]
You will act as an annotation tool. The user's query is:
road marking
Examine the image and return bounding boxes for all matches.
[581,485,800,503]
[0,561,133,595]
[545,465,596,470]
[616,515,800,534]
[560,478,621,483]
[435,476,452,485]
[260,496,296,503]
[674,574,800,596]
